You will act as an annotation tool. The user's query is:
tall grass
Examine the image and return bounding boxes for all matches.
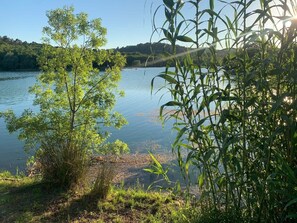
[152,0,297,221]
[37,136,89,189]
[91,161,115,199]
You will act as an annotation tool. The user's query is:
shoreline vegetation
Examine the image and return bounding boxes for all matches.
[26,153,176,187]
[0,153,202,223]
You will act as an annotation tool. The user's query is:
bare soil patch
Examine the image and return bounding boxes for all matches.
[88,153,176,187]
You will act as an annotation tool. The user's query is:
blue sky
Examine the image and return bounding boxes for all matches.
[0,0,269,49]
[0,0,165,48]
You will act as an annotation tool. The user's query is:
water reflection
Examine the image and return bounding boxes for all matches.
[0,68,175,172]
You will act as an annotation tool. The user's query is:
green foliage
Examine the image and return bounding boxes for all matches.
[144,152,175,191]
[144,152,169,178]
[0,6,127,189]
[153,0,297,222]
[0,171,14,179]
[0,36,41,71]
[191,208,244,223]
[100,139,129,156]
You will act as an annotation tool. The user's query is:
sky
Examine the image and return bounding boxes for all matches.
[0,0,289,49]
[0,0,164,49]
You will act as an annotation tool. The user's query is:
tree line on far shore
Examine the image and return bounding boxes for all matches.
[0,35,232,71]
[0,36,184,71]
[0,36,41,71]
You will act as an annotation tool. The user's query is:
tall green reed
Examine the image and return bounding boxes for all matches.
[152,0,297,221]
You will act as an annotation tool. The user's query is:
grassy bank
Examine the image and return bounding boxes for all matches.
[0,170,196,223]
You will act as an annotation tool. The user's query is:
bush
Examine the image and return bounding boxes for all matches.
[38,143,89,189]
[91,162,116,199]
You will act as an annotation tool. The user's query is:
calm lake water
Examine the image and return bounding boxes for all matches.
[0,67,175,172]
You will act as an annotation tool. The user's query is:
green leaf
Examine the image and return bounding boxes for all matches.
[151,72,177,94]
[162,28,173,42]
[143,168,155,174]
[209,0,214,11]
[204,150,213,162]
[144,152,170,183]
[173,126,188,147]
[163,0,174,9]
[286,213,297,219]
[160,101,181,116]
[194,117,208,128]
[176,35,195,43]
[148,152,163,169]
[198,174,204,188]
[285,198,297,209]
[222,136,237,152]
[165,8,171,21]
[157,73,178,84]
[226,16,236,36]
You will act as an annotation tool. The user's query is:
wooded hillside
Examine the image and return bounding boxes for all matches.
[0,36,42,71]
[0,36,228,70]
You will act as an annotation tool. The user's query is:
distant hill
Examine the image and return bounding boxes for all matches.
[116,42,188,55]
[0,36,186,70]
[115,42,189,67]
[0,36,42,71]
[0,36,230,71]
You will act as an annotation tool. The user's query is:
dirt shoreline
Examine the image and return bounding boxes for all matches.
[88,153,176,188]
[27,153,180,189]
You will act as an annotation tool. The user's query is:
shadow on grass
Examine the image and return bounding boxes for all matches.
[0,156,196,222]
[40,192,102,222]
[0,180,71,222]
[0,176,108,222]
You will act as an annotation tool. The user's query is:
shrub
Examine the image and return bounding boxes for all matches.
[0,7,127,189]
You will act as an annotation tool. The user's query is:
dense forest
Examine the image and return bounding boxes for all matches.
[0,36,42,71]
[0,35,229,71]
[0,36,188,70]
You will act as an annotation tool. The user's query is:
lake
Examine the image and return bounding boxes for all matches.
[0,67,175,172]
